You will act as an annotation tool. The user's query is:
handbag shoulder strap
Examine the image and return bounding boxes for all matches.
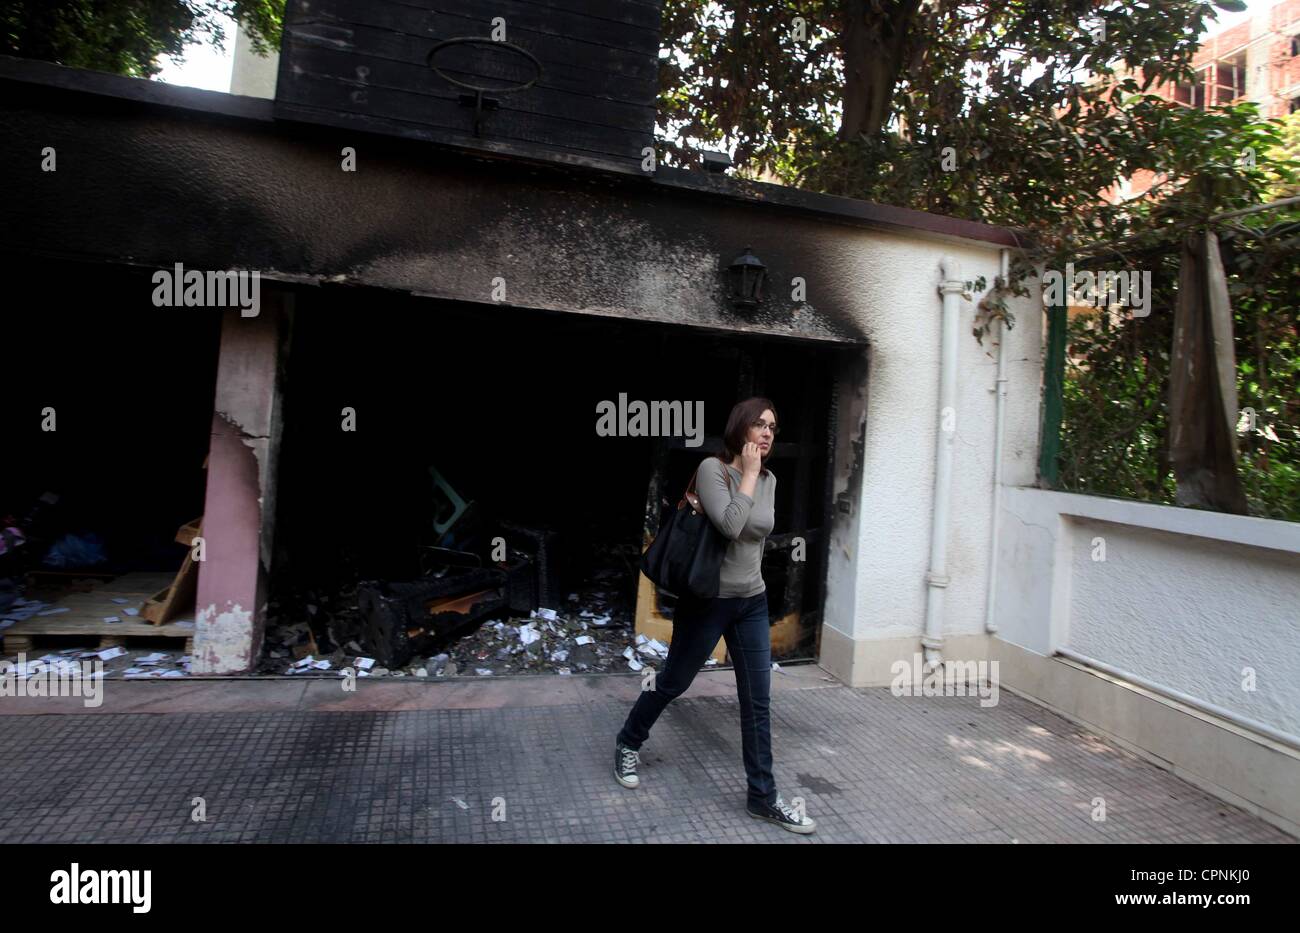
[681,456,733,506]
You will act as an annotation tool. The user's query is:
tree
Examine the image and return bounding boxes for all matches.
[659,1,1249,233]
[0,1,283,79]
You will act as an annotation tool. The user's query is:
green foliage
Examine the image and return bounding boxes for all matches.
[661,2,1219,226]
[0,0,283,78]
[1265,111,1300,199]
[1056,106,1299,520]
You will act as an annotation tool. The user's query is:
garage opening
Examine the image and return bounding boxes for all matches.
[0,260,221,667]
[267,286,853,678]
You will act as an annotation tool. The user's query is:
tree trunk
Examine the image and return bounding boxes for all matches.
[1168,229,1250,514]
[839,0,924,141]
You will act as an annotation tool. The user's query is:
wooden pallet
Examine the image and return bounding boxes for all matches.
[141,518,201,625]
[2,572,194,655]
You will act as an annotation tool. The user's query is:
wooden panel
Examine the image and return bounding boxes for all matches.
[2,572,193,643]
[341,0,659,60]
[437,0,663,31]
[89,573,176,594]
[290,6,658,90]
[275,0,660,173]
[283,21,655,102]
[282,70,649,155]
[284,45,653,136]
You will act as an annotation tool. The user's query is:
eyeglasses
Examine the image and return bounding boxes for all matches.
[750,419,779,436]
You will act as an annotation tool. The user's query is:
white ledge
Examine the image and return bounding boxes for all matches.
[1004,486,1300,555]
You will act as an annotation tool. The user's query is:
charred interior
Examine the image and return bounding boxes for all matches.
[267,287,846,675]
[0,261,218,585]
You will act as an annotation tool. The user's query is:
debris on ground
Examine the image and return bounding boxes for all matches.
[0,645,195,679]
[257,549,665,677]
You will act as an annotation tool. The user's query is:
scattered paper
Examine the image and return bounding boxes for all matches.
[354,657,375,670]
[97,646,126,661]
[575,635,594,646]
[110,598,129,605]
[122,608,139,616]
[517,623,541,646]
[37,607,69,616]
[102,616,121,623]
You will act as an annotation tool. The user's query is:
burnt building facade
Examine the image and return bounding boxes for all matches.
[0,0,1041,684]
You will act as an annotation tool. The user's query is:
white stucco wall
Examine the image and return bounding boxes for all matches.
[996,487,1300,739]
[229,25,279,99]
[822,233,1042,656]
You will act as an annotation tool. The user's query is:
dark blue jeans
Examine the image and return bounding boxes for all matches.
[617,591,777,808]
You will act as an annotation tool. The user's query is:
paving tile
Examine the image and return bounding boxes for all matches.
[0,684,1291,843]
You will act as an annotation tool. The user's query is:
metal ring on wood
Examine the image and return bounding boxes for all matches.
[426,37,543,95]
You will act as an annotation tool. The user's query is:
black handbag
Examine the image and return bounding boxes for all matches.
[640,457,734,600]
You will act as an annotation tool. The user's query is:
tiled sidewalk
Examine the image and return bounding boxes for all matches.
[0,669,1292,843]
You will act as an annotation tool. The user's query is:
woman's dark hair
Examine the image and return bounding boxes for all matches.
[721,396,778,469]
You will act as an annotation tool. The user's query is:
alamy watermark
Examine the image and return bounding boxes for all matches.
[596,393,703,447]
[0,653,104,707]
[890,653,999,707]
[50,862,150,912]
[1043,262,1151,318]
[151,262,261,317]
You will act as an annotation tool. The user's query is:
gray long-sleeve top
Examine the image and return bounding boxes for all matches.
[695,457,776,598]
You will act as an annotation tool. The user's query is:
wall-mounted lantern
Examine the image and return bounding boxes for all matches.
[728,247,767,309]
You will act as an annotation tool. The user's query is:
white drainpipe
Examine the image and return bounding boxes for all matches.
[924,257,965,672]
[983,249,1011,634]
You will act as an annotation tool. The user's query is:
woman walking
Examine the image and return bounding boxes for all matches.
[614,397,815,834]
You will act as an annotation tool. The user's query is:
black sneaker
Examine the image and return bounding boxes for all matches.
[614,739,640,789]
[747,795,816,834]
